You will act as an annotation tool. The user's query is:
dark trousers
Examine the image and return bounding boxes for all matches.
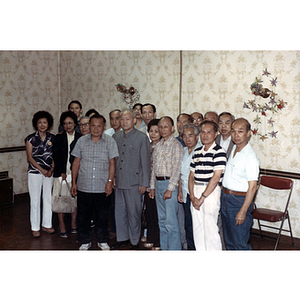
[77,191,110,244]
[221,190,253,250]
[144,191,160,247]
[183,194,196,250]
[110,189,116,233]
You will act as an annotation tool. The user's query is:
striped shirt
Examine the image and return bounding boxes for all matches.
[190,142,226,183]
[150,135,183,191]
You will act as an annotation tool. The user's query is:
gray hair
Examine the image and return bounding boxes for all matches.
[79,116,90,122]
[121,108,136,118]
[181,123,200,137]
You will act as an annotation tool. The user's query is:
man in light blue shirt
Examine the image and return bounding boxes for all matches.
[104,109,122,136]
[178,124,201,250]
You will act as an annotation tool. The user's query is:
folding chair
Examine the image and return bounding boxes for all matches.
[252,175,294,250]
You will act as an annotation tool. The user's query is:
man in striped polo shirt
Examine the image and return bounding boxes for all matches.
[188,120,227,250]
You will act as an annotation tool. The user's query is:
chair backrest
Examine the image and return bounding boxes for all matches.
[260,175,293,190]
[258,175,294,214]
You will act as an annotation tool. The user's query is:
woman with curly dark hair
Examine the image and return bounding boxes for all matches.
[53,111,81,237]
[25,111,55,238]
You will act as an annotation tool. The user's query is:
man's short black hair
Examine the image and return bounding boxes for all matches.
[85,108,99,117]
[218,111,235,123]
[68,100,82,110]
[90,113,106,124]
[200,120,219,133]
[177,113,192,123]
[141,103,156,113]
[133,103,143,110]
[109,109,121,118]
[159,116,174,126]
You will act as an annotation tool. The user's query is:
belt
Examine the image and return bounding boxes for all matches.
[194,181,208,186]
[223,187,247,196]
[156,176,170,181]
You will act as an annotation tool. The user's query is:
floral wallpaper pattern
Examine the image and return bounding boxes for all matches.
[59,51,181,120]
[0,51,60,194]
[0,50,300,237]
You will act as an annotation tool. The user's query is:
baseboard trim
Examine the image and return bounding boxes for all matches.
[0,146,26,153]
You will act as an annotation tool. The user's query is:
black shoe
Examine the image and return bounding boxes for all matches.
[130,244,140,250]
[111,240,130,250]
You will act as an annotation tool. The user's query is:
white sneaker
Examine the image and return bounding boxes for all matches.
[97,242,110,250]
[79,242,91,250]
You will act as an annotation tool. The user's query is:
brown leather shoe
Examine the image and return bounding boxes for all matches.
[32,231,40,238]
[42,227,55,234]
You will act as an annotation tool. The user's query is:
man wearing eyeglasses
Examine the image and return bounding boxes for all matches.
[190,112,203,129]
[78,116,90,136]
[191,112,204,147]
[176,113,192,147]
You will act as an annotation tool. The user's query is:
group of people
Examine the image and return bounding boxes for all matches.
[25,100,259,251]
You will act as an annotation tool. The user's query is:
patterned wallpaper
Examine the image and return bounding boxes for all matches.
[1,50,300,237]
[0,51,60,194]
[181,51,300,173]
[59,51,181,121]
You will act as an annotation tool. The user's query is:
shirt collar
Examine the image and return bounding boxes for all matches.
[123,127,136,138]
[221,135,231,143]
[35,131,50,140]
[161,134,175,145]
[87,133,107,143]
[200,141,216,153]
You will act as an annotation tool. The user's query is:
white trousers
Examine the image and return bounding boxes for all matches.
[191,184,222,250]
[28,173,53,231]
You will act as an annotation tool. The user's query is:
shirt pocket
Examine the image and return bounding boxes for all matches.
[162,150,172,166]
[99,161,109,180]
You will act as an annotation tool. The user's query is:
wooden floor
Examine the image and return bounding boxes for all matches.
[1,193,300,251]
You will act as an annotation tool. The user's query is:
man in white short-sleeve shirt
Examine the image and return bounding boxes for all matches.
[221,118,259,250]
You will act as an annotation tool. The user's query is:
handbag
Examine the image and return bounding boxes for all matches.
[52,179,77,213]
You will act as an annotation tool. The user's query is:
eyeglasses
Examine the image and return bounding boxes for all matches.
[63,121,75,126]
[192,118,202,123]
[79,123,89,127]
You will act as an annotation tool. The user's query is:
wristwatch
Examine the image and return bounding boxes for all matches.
[202,193,207,198]
[108,179,113,182]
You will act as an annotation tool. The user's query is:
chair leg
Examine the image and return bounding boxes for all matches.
[257,219,263,238]
[286,212,294,246]
[274,218,286,251]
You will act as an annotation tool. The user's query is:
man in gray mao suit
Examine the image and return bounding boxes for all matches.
[111,109,150,250]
